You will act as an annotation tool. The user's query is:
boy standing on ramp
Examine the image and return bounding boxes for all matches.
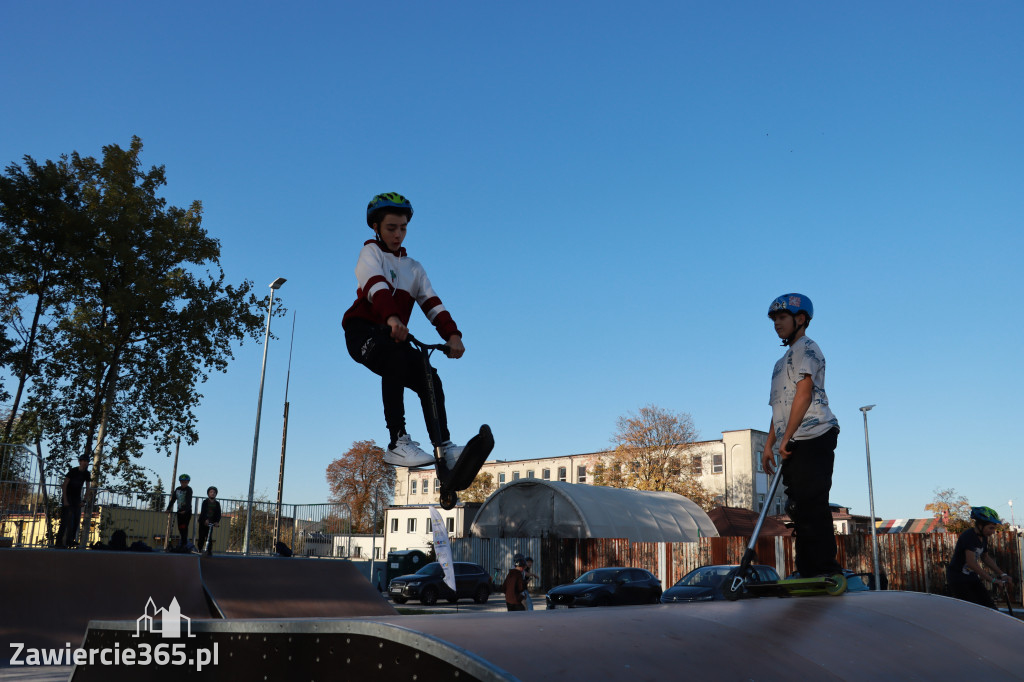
[342,192,465,469]
[761,293,843,579]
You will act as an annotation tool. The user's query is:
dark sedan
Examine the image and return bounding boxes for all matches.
[546,567,662,608]
[661,564,781,603]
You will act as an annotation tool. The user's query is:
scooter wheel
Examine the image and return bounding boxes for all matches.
[440,490,458,510]
[824,573,847,596]
[723,569,745,601]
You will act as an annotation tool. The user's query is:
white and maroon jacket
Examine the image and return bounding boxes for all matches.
[342,239,460,341]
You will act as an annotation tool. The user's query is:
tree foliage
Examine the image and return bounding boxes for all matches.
[924,488,973,534]
[0,137,276,488]
[460,471,495,503]
[592,404,716,510]
[326,440,395,534]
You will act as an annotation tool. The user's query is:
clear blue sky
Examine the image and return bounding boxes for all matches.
[2,2,1021,523]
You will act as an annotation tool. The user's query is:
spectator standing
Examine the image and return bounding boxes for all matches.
[165,474,194,552]
[196,486,221,556]
[56,455,92,548]
[503,557,527,611]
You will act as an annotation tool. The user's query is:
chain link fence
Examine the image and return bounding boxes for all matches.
[0,443,350,556]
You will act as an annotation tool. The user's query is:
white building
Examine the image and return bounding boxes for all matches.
[392,429,779,515]
[382,503,481,556]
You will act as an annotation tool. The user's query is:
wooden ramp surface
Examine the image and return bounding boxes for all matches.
[198,555,395,619]
[0,549,211,654]
[74,591,1024,681]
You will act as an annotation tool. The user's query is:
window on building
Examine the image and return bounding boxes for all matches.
[542,469,550,480]
[422,478,429,493]
[558,467,567,482]
[775,498,783,515]
[425,517,431,531]
[434,478,440,492]
[411,480,417,495]
[712,454,724,474]
[407,518,417,533]
[692,456,703,476]
[756,451,763,473]
[758,494,765,512]
[512,471,520,480]
[447,517,454,533]
[376,547,384,559]
[391,518,398,532]
[577,465,586,483]
[499,472,506,484]
[526,470,534,478]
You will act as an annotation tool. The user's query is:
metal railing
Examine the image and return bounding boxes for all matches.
[0,443,351,556]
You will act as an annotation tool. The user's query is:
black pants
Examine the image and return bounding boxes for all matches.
[782,427,842,577]
[506,602,526,612]
[57,504,82,547]
[175,511,192,549]
[344,319,451,447]
[196,522,214,555]
[950,580,996,609]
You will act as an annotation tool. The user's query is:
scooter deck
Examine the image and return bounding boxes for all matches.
[439,424,494,493]
[744,573,847,598]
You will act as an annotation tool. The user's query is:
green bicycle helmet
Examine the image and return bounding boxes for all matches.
[970,506,1002,525]
[366,192,413,227]
[179,473,190,482]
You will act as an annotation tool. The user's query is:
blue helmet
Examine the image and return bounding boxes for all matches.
[366,192,413,227]
[970,506,1002,525]
[768,293,813,320]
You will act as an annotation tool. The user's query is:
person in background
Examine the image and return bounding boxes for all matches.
[946,506,1013,608]
[165,474,194,552]
[196,485,221,556]
[503,557,527,611]
[56,455,93,548]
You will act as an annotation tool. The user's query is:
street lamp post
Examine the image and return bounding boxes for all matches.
[243,277,286,555]
[272,312,297,551]
[860,404,881,590]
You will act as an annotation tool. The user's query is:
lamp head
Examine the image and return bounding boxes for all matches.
[859,404,876,413]
[270,277,287,290]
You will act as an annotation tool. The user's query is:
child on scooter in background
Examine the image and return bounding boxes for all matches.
[342,193,466,469]
[946,506,1013,608]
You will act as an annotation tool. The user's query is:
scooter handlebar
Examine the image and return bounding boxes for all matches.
[405,333,452,357]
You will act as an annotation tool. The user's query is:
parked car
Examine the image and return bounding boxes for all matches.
[388,561,492,605]
[661,564,781,603]
[545,567,662,608]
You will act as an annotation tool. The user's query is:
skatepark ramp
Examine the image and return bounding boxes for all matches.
[72,591,1024,681]
[0,549,394,660]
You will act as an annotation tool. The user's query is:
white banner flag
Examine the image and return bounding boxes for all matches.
[429,506,456,592]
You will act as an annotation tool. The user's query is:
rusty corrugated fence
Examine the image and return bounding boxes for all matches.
[453,532,1021,602]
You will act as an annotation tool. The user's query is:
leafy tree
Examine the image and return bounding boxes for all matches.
[460,471,495,503]
[326,440,395,534]
[593,404,715,510]
[925,488,973,534]
[0,137,276,487]
[148,476,166,512]
[0,154,85,445]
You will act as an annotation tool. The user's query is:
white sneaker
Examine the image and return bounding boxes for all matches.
[385,435,435,468]
[441,440,463,469]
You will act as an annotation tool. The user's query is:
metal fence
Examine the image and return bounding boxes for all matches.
[0,443,350,556]
[452,533,1023,603]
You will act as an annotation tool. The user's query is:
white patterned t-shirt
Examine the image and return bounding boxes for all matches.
[769,336,839,444]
